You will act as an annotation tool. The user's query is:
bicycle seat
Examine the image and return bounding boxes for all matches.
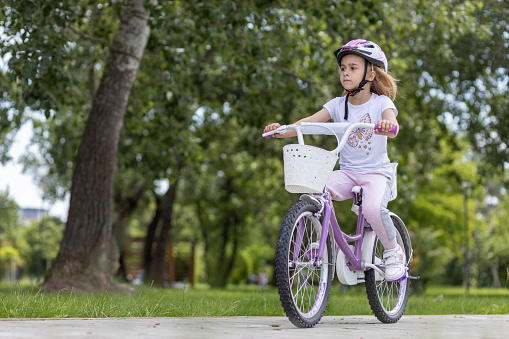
[351,186,362,215]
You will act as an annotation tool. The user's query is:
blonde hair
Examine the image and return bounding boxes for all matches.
[342,63,398,101]
[370,64,398,101]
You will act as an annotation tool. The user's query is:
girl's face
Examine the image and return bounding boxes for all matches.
[340,54,374,90]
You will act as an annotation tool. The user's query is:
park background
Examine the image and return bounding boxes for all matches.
[0,0,508,298]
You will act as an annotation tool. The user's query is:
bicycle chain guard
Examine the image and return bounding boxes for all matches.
[336,245,358,285]
[336,230,378,285]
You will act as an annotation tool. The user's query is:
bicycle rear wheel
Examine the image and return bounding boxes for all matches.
[275,201,333,328]
[365,215,411,323]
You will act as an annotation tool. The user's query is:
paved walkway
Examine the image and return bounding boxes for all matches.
[1,315,508,338]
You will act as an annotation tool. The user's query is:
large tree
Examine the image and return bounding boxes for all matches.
[0,0,150,291]
[43,0,149,291]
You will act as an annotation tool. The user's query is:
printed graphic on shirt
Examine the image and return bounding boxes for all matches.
[347,113,373,155]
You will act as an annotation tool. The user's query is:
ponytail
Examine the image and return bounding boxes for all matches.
[370,65,398,101]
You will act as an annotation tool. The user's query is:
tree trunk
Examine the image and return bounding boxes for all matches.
[113,181,146,281]
[491,261,501,288]
[221,213,239,286]
[149,169,182,286]
[202,176,240,288]
[43,0,150,292]
[143,194,162,282]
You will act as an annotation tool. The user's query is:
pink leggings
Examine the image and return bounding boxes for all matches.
[326,170,397,249]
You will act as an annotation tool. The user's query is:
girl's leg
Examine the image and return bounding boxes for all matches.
[325,170,357,201]
[356,174,397,249]
[359,173,406,280]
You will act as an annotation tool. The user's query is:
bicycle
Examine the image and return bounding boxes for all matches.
[262,122,417,328]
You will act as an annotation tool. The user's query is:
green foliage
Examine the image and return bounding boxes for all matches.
[229,242,274,285]
[411,227,455,290]
[0,246,19,263]
[0,190,64,278]
[474,194,509,287]
[0,1,121,115]
[0,190,22,249]
[18,216,65,276]
[0,191,23,281]
[406,137,484,288]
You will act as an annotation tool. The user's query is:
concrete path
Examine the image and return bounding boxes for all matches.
[0,315,508,338]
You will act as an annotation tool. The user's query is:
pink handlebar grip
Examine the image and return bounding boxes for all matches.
[375,124,398,135]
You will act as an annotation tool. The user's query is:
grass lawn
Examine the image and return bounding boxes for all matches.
[0,283,508,318]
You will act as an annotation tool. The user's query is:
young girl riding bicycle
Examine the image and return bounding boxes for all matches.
[264,39,405,281]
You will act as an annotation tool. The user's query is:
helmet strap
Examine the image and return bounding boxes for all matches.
[344,59,370,120]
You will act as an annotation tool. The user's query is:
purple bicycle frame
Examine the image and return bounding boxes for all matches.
[311,192,368,272]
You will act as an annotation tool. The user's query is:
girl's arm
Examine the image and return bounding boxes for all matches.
[264,108,331,138]
[375,108,399,138]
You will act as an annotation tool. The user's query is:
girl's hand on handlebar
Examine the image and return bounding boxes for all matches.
[264,123,283,138]
[375,119,398,137]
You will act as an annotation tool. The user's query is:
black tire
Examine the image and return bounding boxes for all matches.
[275,201,333,328]
[365,215,411,323]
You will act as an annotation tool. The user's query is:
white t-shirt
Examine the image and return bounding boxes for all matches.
[323,93,397,179]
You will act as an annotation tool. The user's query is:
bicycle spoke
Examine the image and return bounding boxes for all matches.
[293,265,319,311]
[385,284,392,310]
[374,263,405,313]
[301,271,315,309]
[294,271,309,300]
[294,268,321,311]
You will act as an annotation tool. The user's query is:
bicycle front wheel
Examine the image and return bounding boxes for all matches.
[365,215,411,323]
[275,201,333,328]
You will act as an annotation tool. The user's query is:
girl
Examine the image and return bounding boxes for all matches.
[264,39,405,281]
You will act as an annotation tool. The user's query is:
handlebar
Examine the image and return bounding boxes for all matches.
[262,122,398,155]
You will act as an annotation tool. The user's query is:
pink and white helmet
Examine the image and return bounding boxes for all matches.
[334,39,388,72]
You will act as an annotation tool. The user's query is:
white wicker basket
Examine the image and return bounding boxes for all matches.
[283,144,339,194]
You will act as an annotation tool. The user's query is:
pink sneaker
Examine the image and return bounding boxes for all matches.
[383,244,406,281]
